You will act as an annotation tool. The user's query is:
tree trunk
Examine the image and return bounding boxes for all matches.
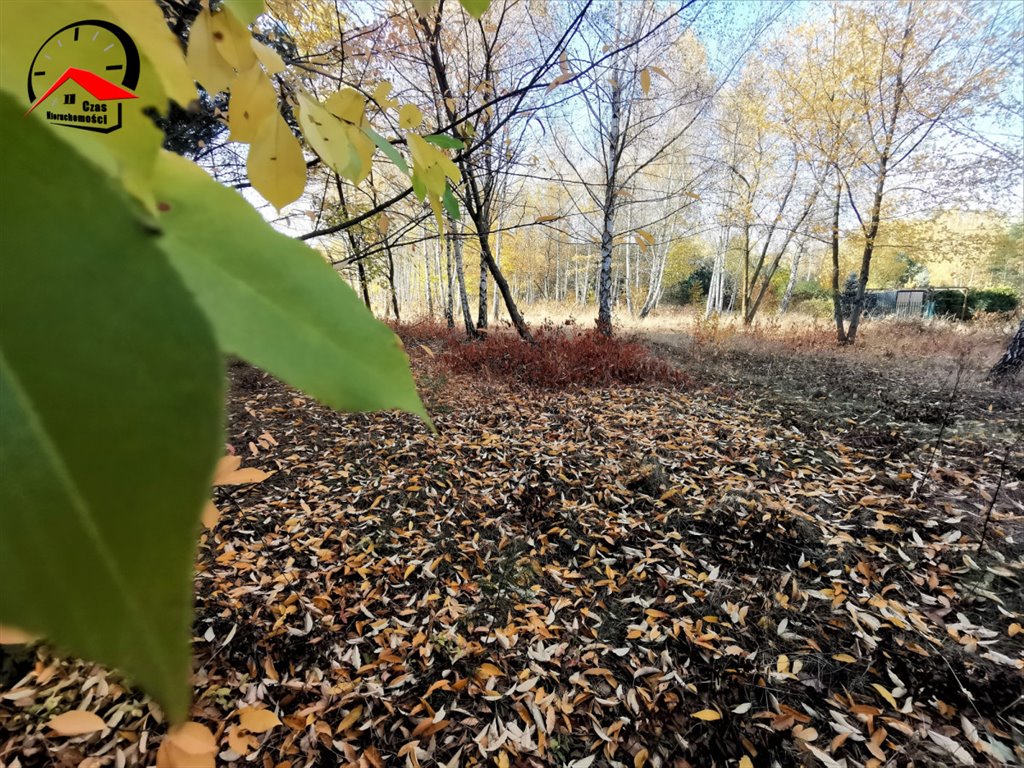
[356,258,372,312]
[597,203,616,335]
[831,176,847,342]
[624,206,634,316]
[845,11,910,344]
[477,252,488,329]
[741,221,751,323]
[988,318,1024,381]
[424,249,434,317]
[596,59,623,336]
[444,231,455,328]
[639,241,667,318]
[492,215,503,321]
[383,239,400,321]
[779,241,804,314]
[451,223,477,338]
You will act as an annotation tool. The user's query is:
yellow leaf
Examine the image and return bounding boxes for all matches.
[227,725,257,756]
[412,0,436,17]
[297,91,352,177]
[1009,623,1022,637]
[634,748,649,768]
[496,751,510,768]
[213,455,242,482]
[337,705,363,732]
[640,68,651,95]
[186,8,234,94]
[832,654,857,663]
[157,722,217,768]
[534,214,562,224]
[229,64,277,143]
[48,710,106,736]
[101,0,196,106]
[476,662,504,679]
[871,683,899,709]
[692,709,721,721]
[214,466,274,485]
[238,707,281,734]
[210,7,257,71]
[248,111,306,209]
[792,725,818,741]
[343,123,376,185]
[326,88,366,126]
[776,654,790,674]
[399,103,424,130]
[739,757,754,768]
[251,39,285,75]
[378,213,390,236]
[201,500,220,529]
[372,81,397,110]
[0,625,39,644]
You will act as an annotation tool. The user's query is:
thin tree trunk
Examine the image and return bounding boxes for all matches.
[779,241,804,314]
[477,252,488,329]
[357,259,372,311]
[492,215,503,321]
[845,10,910,344]
[831,175,847,342]
[451,223,477,338]
[624,206,634,316]
[444,230,455,328]
[424,249,434,317]
[741,221,750,322]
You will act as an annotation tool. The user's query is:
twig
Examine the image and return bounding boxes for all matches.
[911,359,965,500]
[977,436,1019,553]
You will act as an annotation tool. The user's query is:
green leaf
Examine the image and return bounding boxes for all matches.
[223,0,265,26]
[458,0,490,19]
[152,151,430,423]
[0,95,223,723]
[443,183,461,221]
[364,126,410,176]
[424,133,466,150]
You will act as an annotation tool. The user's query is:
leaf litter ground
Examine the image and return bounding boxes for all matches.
[3,331,1023,768]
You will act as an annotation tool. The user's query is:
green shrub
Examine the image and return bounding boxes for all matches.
[791,279,830,303]
[931,287,1019,320]
[971,287,1019,313]
[800,296,836,320]
[931,289,971,319]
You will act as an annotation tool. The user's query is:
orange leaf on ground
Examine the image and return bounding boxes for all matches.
[48,710,106,736]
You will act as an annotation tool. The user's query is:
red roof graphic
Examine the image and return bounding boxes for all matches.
[27,66,137,114]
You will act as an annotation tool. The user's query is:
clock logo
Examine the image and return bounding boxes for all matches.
[26,19,140,133]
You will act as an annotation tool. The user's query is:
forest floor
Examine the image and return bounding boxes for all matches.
[3,319,1023,768]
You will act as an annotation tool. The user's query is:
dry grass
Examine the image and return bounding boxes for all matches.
[401,301,1017,383]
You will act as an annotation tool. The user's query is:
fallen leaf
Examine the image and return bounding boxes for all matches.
[871,683,899,709]
[0,625,39,645]
[156,722,217,768]
[238,707,281,734]
[47,710,106,736]
[692,709,721,721]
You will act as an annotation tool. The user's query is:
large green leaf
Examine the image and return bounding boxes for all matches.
[152,152,429,423]
[458,0,491,19]
[424,133,466,151]
[0,96,224,722]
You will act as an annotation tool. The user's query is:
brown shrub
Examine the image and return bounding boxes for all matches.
[393,320,687,389]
